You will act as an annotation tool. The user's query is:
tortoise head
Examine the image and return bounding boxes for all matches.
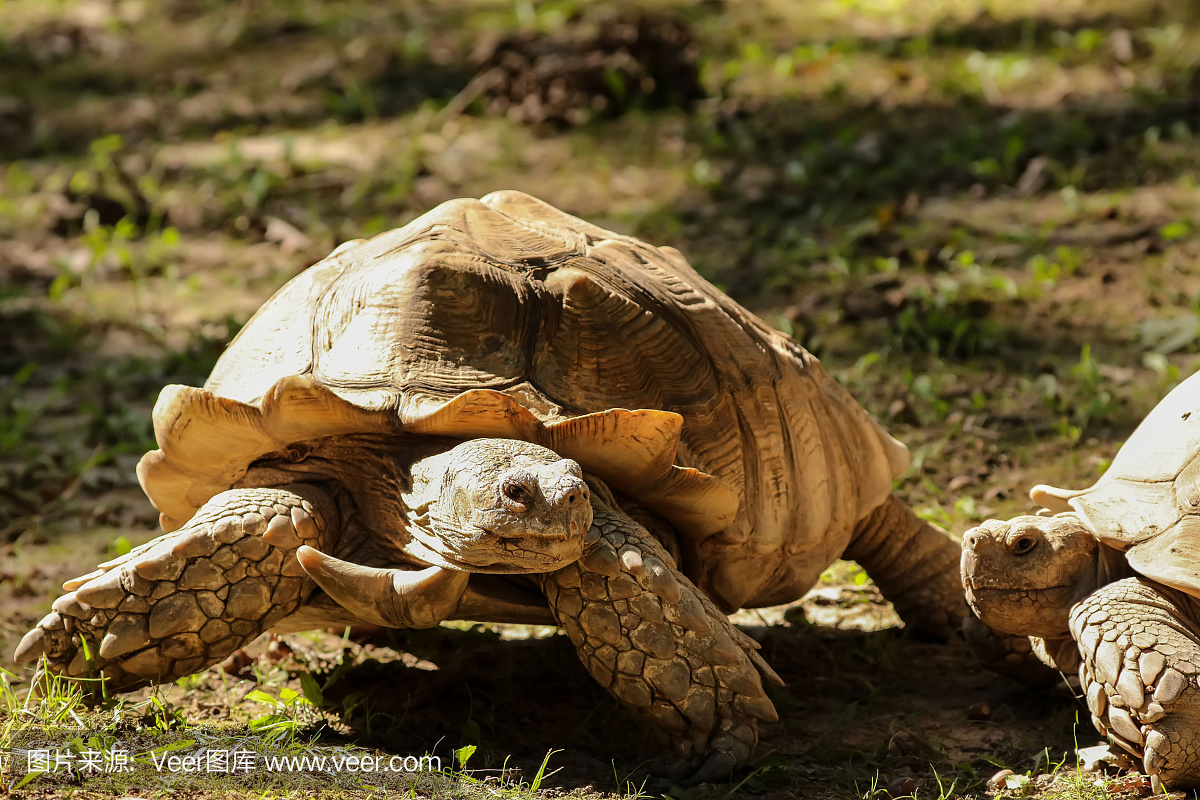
[405,438,592,573]
[961,514,1125,639]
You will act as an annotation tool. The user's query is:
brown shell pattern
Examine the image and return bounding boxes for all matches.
[139,191,908,611]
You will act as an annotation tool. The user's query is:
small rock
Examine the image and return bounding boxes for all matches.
[885,776,918,797]
[967,701,992,720]
[987,769,1014,791]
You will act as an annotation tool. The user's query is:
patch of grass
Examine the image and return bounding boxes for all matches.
[0,659,652,799]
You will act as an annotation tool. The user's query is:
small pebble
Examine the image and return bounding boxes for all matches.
[987,769,1014,791]
[885,776,919,797]
[967,701,992,720]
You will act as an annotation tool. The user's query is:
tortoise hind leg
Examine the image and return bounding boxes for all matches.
[844,493,966,639]
[14,484,337,691]
[541,488,779,783]
[1070,577,1200,791]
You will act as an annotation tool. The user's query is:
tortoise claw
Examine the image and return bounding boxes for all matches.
[14,627,49,664]
[295,547,469,629]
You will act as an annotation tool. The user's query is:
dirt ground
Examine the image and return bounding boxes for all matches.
[2,0,1200,797]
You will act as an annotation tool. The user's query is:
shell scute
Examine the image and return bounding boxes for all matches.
[537,264,719,416]
[1172,450,1200,511]
[1127,515,1200,596]
[310,242,539,404]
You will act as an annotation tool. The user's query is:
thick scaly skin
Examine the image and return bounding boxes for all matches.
[15,485,334,689]
[844,494,967,639]
[1072,578,1200,790]
[542,499,780,783]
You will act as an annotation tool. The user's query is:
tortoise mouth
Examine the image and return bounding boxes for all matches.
[964,583,1076,603]
[413,523,585,574]
[962,574,1076,595]
[482,525,577,542]
[486,532,584,572]
[963,583,1078,637]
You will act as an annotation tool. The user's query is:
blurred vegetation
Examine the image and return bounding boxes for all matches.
[2,0,1200,797]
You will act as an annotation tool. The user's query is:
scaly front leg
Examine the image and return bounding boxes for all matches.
[541,494,780,783]
[15,484,337,691]
[1071,577,1200,791]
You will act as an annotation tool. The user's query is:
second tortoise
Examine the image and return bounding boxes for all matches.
[963,368,1200,789]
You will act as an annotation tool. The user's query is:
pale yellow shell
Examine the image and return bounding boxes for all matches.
[1032,368,1200,597]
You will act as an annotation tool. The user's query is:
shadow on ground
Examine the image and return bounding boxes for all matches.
[310,620,1082,796]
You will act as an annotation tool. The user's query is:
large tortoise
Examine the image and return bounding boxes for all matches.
[962,369,1200,790]
[18,191,965,779]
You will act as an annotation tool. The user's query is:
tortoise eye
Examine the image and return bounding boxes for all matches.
[1011,535,1037,555]
[501,481,531,511]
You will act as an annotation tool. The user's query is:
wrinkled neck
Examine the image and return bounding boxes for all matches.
[1095,543,1133,588]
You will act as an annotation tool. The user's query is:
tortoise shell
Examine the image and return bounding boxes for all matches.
[1033,369,1200,597]
[138,191,908,611]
